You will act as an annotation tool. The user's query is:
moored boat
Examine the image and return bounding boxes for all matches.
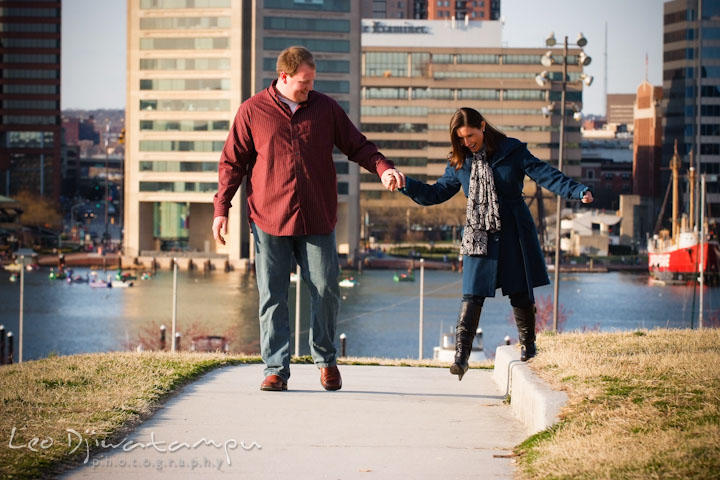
[648,143,720,284]
[433,328,486,363]
[393,271,415,282]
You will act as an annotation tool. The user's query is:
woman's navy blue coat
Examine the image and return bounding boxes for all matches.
[401,137,589,301]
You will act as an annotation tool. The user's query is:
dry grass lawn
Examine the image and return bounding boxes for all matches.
[0,352,264,479]
[516,329,720,480]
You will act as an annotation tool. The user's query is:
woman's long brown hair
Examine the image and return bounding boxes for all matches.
[448,107,506,170]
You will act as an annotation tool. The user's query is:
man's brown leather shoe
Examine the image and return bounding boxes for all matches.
[260,374,287,391]
[320,366,342,391]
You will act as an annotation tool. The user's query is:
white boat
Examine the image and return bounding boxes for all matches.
[111,280,133,288]
[3,263,22,272]
[433,328,487,363]
[339,278,357,288]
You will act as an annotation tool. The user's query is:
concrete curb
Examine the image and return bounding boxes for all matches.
[492,345,568,435]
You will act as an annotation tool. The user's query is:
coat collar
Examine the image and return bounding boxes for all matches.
[461,137,526,170]
[490,137,525,167]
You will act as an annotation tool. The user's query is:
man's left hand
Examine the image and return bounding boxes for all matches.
[581,190,594,204]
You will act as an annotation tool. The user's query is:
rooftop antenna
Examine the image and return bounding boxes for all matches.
[603,21,608,118]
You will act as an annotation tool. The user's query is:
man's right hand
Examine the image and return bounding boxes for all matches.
[212,216,228,245]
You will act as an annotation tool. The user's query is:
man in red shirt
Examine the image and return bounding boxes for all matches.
[212,46,405,392]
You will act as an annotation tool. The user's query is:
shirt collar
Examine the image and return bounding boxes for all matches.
[269,79,313,107]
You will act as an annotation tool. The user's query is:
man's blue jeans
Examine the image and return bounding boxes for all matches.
[251,223,340,381]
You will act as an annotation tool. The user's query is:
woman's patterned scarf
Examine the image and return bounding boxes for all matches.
[460,148,501,256]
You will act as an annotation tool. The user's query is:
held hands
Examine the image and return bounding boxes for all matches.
[581,190,594,204]
[212,216,228,245]
[381,168,406,192]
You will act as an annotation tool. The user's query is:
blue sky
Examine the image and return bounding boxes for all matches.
[61,0,664,116]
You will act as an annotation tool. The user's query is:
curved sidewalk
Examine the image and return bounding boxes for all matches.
[61,363,526,479]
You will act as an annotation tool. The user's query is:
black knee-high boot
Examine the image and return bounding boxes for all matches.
[513,305,537,361]
[449,302,482,381]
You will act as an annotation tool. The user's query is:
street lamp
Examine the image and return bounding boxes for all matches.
[536,33,592,332]
[104,119,110,246]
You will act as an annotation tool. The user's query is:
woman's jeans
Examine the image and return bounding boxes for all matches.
[252,223,340,381]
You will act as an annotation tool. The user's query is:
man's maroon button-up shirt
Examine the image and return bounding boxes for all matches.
[214,80,394,237]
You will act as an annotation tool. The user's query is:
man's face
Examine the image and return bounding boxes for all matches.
[279,64,316,103]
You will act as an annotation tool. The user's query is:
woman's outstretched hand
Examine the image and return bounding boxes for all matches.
[581,190,594,203]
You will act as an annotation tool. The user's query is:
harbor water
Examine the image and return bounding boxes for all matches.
[0,267,717,362]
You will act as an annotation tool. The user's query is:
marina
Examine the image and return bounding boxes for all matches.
[1,267,716,363]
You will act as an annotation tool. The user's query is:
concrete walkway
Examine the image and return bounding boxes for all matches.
[61,363,526,479]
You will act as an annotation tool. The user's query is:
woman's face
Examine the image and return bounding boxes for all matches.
[455,122,486,153]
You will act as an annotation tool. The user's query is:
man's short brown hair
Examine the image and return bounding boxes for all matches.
[276,46,316,76]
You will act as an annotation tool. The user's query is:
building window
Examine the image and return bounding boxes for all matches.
[365,52,407,77]
[264,37,349,53]
[139,78,230,90]
[503,54,543,65]
[335,162,349,174]
[458,89,499,100]
[2,84,58,95]
[0,23,59,33]
[364,87,408,99]
[411,52,430,77]
[505,89,546,101]
[0,38,59,48]
[361,105,429,116]
[139,140,225,152]
[139,99,230,111]
[140,0,231,8]
[457,53,499,64]
[139,161,217,172]
[140,120,230,131]
[432,53,454,64]
[263,0,350,12]
[314,80,350,94]
[361,122,428,133]
[263,16,350,32]
[3,115,57,125]
[140,16,230,29]
[3,100,58,110]
[3,69,59,79]
[263,57,349,73]
[6,131,54,148]
[373,140,427,149]
[0,7,60,17]
[140,58,231,70]
[140,37,230,50]
[412,88,453,100]
[3,54,59,64]
[338,182,349,195]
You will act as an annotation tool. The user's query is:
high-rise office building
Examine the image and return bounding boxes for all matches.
[360,19,586,238]
[663,0,720,219]
[125,0,361,265]
[361,0,412,19]
[426,0,499,20]
[361,1,499,21]
[0,1,62,201]
[633,81,663,199]
[606,93,636,127]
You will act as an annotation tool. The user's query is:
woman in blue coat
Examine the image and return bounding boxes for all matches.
[400,107,593,379]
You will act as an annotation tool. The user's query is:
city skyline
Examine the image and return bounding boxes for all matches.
[61,0,664,116]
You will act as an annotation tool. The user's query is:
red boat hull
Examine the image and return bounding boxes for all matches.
[648,242,720,282]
